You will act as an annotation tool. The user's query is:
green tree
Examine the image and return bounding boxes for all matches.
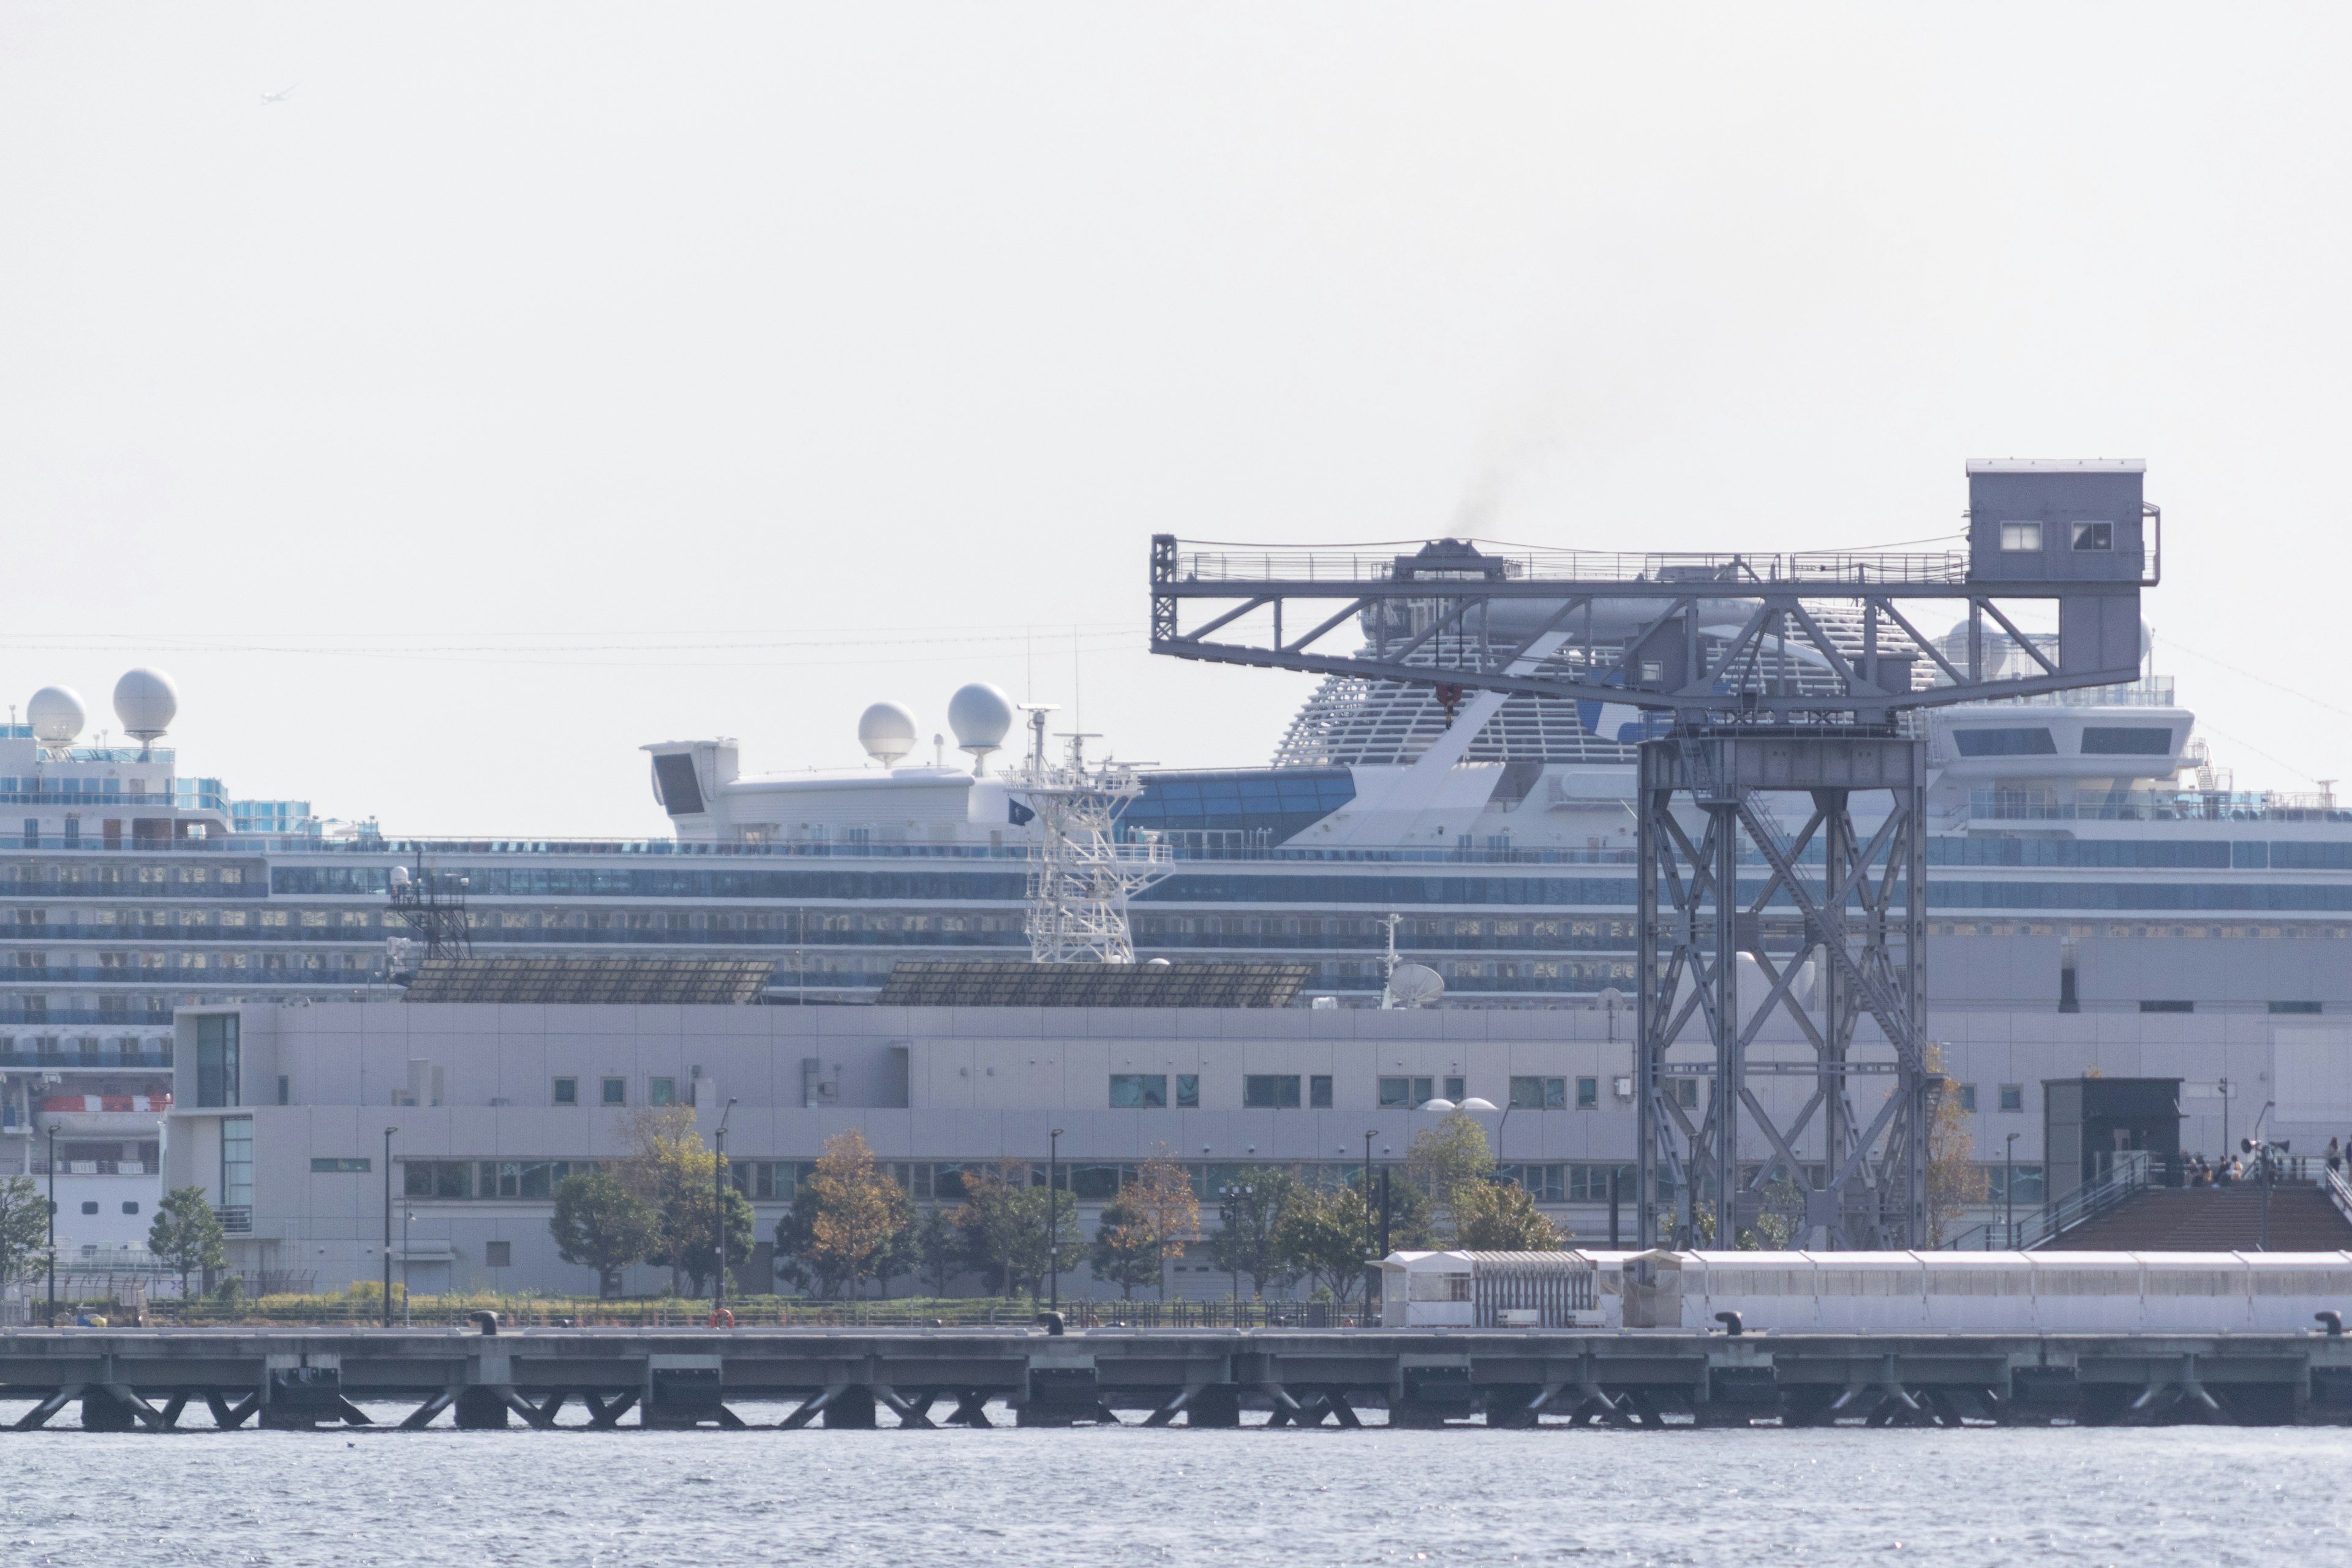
[1090,1196,1163,1299]
[1208,1167,1297,1299]
[1406,1112,1495,1240]
[912,1204,966,1297]
[1272,1182,1373,1301]
[626,1106,725,1295]
[146,1185,224,1298]
[549,1168,658,1297]
[1452,1177,1566,1251]
[956,1163,1081,1300]
[1359,1167,1437,1254]
[677,1185,758,1297]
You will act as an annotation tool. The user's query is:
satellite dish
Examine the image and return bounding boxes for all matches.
[1458,1096,1499,1112]
[858,701,919,766]
[1420,1098,1458,1114]
[1385,963,1444,1008]
[27,686,85,748]
[947,682,1015,774]
[1597,986,1626,1009]
[113,668,178,745]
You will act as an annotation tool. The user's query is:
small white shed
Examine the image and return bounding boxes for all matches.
[1378,1251,1599,1328]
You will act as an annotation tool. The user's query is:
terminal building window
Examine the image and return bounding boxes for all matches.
[1576,1077,1599,1109]
[2141,1000,2195,1013]
[1999,1084,2025,1113]
[1175,1074,1199,1109]
[1378,1076,1436,1109]
[220,1117,252,1209]
[2269,1001,2323,1015]
[1988,1164,2046,1204]
[1510,1077,1567,1110]
[1310,1075,1333,1108]
[1109,1074,1167,1109]
[600,1077,626,1106]
[309,1158,371,1173]
[552,1077,578,1106]
[1243,1074,1302,1109]
[649,1077,676,1106]
[485,1242,511,1267]
[404,1160,472,1199]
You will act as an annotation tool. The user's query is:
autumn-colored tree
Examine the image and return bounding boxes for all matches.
[804,1129,909,1297]
[1090,1197,1162,1298]
[1924,1046,1988,1246]
[1115,1150,1201,1301]
[1452,1178,1566,1251]
[1272,1182,1373,1300]
[1406,1112,1496,1240]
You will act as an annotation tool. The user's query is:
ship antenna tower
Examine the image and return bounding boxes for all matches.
[1011,704,1170,963]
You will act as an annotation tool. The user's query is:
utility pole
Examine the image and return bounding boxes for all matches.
[46,1124,57,1327]
[2004,1131,2019,1250]
[712,1098,736,1323]
[1047,1128,1063,1316]
[382,1126,398,1328]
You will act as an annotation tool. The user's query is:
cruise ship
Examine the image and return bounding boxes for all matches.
[15,461,2352,1275]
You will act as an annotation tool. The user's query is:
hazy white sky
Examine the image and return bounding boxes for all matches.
[3,5,2350,833]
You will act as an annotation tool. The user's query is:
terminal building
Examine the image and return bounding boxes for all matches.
[12,459,2352,1285]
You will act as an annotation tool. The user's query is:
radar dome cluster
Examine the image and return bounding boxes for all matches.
[857,683,1016,773]
[21,669,178,752]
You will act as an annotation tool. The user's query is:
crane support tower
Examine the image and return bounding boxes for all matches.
[1148,459,2160,1248]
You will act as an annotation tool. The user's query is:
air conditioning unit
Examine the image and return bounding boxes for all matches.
[1611,1076,1634,1101]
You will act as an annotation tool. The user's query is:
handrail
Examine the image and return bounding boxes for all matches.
[2326,1165,2352,1229]
[1941,1152,2157,1251]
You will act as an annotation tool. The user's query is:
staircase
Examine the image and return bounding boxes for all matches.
[2048,1184,2352,1251]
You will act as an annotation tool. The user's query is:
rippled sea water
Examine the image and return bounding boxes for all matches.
[3,1415,2347,1566]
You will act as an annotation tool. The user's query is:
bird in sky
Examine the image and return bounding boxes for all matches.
[260,83,298,105]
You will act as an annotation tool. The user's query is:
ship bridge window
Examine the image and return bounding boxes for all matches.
[2080,727,2173,756]
[2071,521,2113,551]
[1951,728,2057,758]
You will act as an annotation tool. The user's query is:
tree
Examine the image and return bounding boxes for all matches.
[1208,1166,1297,1299]
[1452,1178,1566,1251]
[1272,1183,1373,1302]
[1125,1152,1201,1301]
[550,1168,657,1297]
[912,1204,965,1297]
[957,1163,1081,1300]
[1090,1197,1162,1299]
[1359,1166,1436,1254]
[1406,1112,1495,1240]
[146,1185,224,1298]
[1924,1047,1988,1246]
[677,1185,757,1297]
[804,1129,908,1298]
[625,1106,723,1295]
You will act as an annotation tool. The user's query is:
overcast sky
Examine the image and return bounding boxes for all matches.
[2,5,2348,834]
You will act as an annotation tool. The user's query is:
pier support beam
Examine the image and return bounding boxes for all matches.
[454,1387,511,1430]
[1186,1386,1240,1428]
[821,1387,877,1429]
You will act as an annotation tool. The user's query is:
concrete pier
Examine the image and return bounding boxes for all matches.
[2,1327,2350,1429]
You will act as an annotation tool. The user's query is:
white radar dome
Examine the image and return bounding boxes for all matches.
[1385,962,1445,1008]
[113,668,178,743]
[858,701,919,766]
[27,686,85,747]
[1420,1098,1458,1114]
[947,682,1014,774]
[1458,1096,1499,1113]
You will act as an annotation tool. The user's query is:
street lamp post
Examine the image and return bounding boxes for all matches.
[1047,1128,1064,1316]
[382,1126,398,1329]
[1362,1131,1378,1261]
[2218,1077,2233,1164]
[46,1123,57,1327]
[712,1098,736,1323]
[2004,1131,2019,1250]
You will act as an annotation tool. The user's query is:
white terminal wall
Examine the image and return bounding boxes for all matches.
[162,1000,2333,1297]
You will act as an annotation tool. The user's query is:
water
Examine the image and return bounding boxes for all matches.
[1,1422,2346,1565]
